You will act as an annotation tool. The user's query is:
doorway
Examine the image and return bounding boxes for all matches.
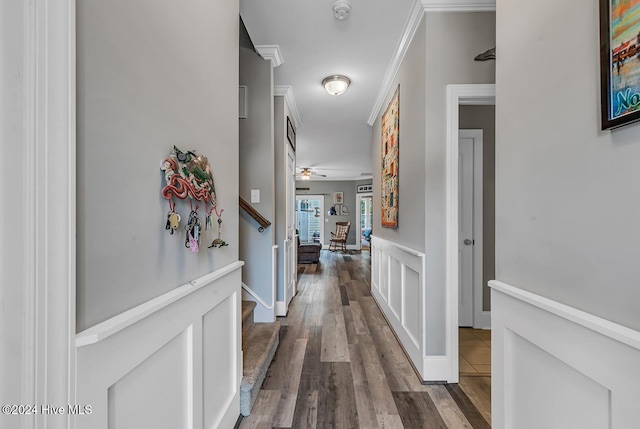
[445,84,495,383]
[296,195,324,245]
[356,193,373,250]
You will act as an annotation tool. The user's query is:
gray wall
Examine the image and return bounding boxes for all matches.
[296,181,359,245]
[372,18,427,253]
[496,0,640,331]
[372,12,495,355]
[460,105,495,312]
[239,48,275,303]
[76,0,239,331]
[423,12,495,354]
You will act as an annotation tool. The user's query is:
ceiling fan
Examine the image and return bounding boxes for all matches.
[296,167,326,180]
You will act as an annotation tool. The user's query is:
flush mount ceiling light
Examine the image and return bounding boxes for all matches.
[322,75,351,96]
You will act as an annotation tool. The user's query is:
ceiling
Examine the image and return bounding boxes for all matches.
[239,0,415,181]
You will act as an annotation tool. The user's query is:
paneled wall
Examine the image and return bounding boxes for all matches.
[491,281,640,428]
[371,237,446,381]
[76,264,243,429]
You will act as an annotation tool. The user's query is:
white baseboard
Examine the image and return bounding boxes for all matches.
[490,280,640,429]
[276,300,287,317]
[423,356,448,381]
[474,310,491,330]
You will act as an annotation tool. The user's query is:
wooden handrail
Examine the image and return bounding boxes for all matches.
[239,196,271,232]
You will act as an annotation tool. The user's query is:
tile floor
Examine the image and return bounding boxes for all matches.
[459,327,491,376]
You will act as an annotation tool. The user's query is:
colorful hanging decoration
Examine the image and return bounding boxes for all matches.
[161,146,216,206]
[165,200,181,235]
[184,207,202,253]
[161,145,229,251]
[208,208,228,248]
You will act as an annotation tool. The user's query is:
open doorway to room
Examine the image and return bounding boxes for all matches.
[447,84,495,425]
[356,193,373,250]
[445,84,495,387]
[296,195,324,245]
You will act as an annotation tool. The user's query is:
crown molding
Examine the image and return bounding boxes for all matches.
[275,85,302,128]
[255,45,284,67]
[367,0,496,125]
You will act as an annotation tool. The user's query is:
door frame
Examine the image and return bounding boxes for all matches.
[355,192,373,250]
[458,129,488,329]
[282,149,297,315]
[6,1,77,424]
[445,84,495,383]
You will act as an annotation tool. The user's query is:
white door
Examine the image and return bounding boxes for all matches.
[284,149,297,309]
[458,135,475,326]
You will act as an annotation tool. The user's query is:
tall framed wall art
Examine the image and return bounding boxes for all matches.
[600,0,640,129]
[381,85,399,228]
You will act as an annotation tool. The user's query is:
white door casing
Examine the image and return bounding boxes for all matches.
[284,149,297,311]
[445,84,495,382]
[2,2,77,428]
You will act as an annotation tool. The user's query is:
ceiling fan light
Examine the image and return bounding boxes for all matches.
[322,75,351,96]
[301,174,310,180]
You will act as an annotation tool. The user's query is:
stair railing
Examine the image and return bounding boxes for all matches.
[239,196,271,232]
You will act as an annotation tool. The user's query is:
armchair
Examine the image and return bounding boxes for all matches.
[329,222,350,252]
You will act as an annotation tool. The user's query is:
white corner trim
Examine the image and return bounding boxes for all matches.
[76,262,244,347]
[255,44,284,67]
[490,280,640,351]
[367,0,496,125]
[275,85,302,128]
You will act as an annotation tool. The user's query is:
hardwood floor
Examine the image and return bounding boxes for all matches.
[239,250,491,429]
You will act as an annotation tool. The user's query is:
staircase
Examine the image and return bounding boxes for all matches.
[240,301,280,416]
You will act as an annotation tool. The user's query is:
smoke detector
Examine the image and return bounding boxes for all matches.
[333,1,351,20]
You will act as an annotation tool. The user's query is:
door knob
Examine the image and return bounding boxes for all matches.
[464,239,473,245]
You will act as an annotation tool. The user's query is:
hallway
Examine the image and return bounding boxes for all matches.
[240,250,490,428]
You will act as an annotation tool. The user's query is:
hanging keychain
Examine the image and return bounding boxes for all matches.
[205,202,214,231]
[184,201,202,252]
[165,200,181,235]
[209,207,228,248]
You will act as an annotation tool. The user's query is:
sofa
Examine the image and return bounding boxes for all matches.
[297,230,321,263]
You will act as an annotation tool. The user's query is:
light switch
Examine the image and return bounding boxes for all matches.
[251,189,260,203]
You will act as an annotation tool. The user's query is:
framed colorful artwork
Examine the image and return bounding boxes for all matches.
[381,85,399,228]
[333,192,344,204]
[600,0,640,129]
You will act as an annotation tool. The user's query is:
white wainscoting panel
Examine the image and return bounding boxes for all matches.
[76,262,243,429]
[370,236,441,381]
[491,280,640,429]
